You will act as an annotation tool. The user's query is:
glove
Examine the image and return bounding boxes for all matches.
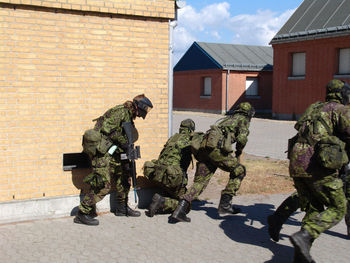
[120,142,129,152]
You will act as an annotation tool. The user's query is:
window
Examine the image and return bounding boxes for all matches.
[339,48,350,75]
[202,77,211,97]
[246,77,258,97]
[292,52,306,76]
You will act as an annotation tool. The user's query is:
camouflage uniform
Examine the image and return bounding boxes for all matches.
[145,119,194,216]
[288,79,350,262]
[183,104,251,202]
[79,101,136,215]
[171,102,254,222]
[75,94,153,225]
[268,172,350,242]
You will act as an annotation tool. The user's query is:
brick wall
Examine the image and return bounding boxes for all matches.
[174,69,272,113]
[272,35,350,119]
[0,0,174,202]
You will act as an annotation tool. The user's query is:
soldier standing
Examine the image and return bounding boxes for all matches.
[143,119,195,217]
[288,79,350,262]
[171,102,255,222]
[74,94,153,226]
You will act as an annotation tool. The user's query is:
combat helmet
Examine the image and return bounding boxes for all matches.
[234,102,255,119]
[180,118,195,132]
[326,79,350,105]
[133,94,153,119]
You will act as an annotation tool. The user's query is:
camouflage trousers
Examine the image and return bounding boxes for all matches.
[79,154,130,214]
[161,185,187,213]
[293,175,347,239]
[183,148,246,203]
[273,191,300,224]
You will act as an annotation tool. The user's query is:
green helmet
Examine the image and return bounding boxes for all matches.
[180,118,195,132]
[326,79,350,105]
[234,102,255,118]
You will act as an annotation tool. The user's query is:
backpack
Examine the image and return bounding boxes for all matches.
[315,136,348,170]
[82,129,113,159]
[205,125,224,149]
[295,101,348,169]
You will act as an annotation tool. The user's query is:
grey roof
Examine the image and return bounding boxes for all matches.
[196,42,273,71]
[270,0,350,44]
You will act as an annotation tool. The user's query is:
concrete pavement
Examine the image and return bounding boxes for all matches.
[0,193,348,263]
[0,113,349,262]
[173,111,296,160]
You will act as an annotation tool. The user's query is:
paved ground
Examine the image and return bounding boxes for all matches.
[0,113,348,262]
[173,111,296,160]
[0,193,348,263]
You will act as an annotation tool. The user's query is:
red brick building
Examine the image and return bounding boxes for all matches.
[270,0,350,119]
[173,42,273,114]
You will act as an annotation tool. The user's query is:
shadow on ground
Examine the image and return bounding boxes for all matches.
[192,200,294,263]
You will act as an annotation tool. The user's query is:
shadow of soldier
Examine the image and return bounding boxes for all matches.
[192,200,295,263]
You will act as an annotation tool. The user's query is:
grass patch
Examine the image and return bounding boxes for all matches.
[187,154,294,199]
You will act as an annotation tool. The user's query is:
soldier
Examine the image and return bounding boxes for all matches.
[143,119,195,217]
[74,94,153,226]
[288,79,350,262]
[171,102,255,222]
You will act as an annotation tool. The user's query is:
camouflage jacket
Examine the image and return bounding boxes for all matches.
[217,113,250,154]
[94,101,135,147]
[289,101,350,177]
[157,128,192,172]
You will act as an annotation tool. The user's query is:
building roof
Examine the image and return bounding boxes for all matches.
[270,0,350,44]
[174,42,273,72]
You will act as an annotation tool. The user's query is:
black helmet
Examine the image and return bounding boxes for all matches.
[133,94,153,119]
[180,118,195,132]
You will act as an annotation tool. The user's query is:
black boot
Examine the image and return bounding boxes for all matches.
[345,203,350,237]
[171,199,191,222]
[115,201,141,217]
[147,193,165,217]
[290,228,315,263]
[218,194,241,215]
[267,214,283,242]
[74,210,99,226]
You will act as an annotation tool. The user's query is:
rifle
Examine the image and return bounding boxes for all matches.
[121,122,141,204]
[340,163,350,192]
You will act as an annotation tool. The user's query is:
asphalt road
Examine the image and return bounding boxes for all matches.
[173,111,296,160]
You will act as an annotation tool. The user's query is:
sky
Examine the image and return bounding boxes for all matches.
[173,0,304,64]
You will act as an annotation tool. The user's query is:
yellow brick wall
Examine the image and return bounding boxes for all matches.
[0,1,173,201]
[0,0,175,19]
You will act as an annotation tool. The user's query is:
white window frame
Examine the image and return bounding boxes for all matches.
[201,77,212,97]
[245,77,259,97]
[339,48,350,75]
[292,52,306,77]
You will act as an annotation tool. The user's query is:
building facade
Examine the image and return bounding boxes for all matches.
[0,0,175,221]
[270,0,350,119]
[174,42,273,114]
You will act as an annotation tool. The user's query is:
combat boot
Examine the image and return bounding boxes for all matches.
[171,199,191,222]
[218,194,241,215]
[267,214,283,242]
[74,210,99,226]
[345,203,350,237]
[147,193,165,217]
[290,228,315,263]
[115,201,141,217]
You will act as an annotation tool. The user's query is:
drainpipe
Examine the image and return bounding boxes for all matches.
[226,69,230,113]
[168,19,176,138]
[168,1,185,137]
